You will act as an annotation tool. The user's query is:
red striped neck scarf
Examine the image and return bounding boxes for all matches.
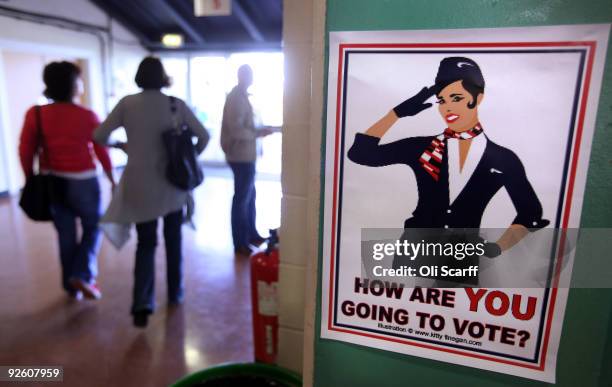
[419,123,484,181]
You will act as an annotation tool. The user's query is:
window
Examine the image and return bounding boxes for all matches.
[159,52,283,175]
[162,56,189,101]
[189,55,229,162]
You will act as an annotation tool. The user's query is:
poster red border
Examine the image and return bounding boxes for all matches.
[326,40,597,372]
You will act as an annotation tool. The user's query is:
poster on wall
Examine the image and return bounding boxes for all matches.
[320,24,609,382]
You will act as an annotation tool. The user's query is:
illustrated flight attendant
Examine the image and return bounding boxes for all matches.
[348,57,549,277]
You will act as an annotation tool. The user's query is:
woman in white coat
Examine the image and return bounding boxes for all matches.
[94,57,209,327]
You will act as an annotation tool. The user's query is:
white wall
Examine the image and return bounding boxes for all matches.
[1,0,115,27]
[1,51,48,189]
[0,0,147,193]
[0,146,7,193]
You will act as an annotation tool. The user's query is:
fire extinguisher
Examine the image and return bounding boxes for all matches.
[250,229,279,364]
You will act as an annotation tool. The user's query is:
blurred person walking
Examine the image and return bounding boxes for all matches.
[221,64,274,256]
[19,61,115,300]
[94,57,209,327]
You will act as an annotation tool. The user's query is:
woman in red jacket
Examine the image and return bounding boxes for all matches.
[19,61,115,300]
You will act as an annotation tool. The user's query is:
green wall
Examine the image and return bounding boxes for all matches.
[315,1,612,386]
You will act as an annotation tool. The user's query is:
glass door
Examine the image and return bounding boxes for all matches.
[188,52,284,175]
[189,55,229,163]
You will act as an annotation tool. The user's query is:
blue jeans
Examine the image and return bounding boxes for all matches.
[49,176,102,293]
[229,162,259,249]
[132,210,183,314]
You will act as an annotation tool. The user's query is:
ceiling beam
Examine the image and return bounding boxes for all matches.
[158,0,206,44]
[98,5,153,47]
[232,0,265,42]
[148,41,281,52]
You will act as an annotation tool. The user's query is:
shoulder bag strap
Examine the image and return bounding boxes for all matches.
[34,105,47,172]
[169,96,180,132]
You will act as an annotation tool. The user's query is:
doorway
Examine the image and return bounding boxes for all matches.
[161,52,284,176]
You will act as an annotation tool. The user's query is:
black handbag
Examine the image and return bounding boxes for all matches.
[19,106,53,221]
[162,96,204,191]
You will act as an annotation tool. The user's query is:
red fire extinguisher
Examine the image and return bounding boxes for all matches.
[250,229,279,364]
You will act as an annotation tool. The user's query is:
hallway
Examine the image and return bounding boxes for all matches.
[0,170,281,387]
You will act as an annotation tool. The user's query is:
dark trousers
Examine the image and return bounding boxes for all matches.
[50,176,102,293]
[228,161,259,249]
[132,210,183,314]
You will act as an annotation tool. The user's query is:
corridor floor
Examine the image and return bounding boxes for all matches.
[0,169,281,387]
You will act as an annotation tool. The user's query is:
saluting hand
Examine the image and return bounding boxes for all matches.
[393,86,435,118]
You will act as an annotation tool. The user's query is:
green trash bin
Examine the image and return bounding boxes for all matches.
[171,362,302,387]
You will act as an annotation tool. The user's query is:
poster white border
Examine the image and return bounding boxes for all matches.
[320,24,610,383]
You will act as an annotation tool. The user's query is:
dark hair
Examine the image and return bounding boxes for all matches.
[43,61,81,102]
[460,80,484,109]
[135,56,170,89]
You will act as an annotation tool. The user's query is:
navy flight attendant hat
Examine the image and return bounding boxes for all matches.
[433,57,485,94]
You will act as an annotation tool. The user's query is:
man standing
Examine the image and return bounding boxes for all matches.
[221,64,273,256]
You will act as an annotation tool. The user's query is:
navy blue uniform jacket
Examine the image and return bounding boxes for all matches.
[347,133,548,230]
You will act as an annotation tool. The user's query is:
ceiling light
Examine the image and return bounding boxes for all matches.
[162,33,184,48]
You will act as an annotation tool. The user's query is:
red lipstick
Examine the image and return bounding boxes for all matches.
[445,113,460,123]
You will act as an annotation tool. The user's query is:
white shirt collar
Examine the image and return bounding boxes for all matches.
[447,134,487,204]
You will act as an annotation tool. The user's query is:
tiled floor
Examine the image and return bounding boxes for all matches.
[0,169,281,387]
